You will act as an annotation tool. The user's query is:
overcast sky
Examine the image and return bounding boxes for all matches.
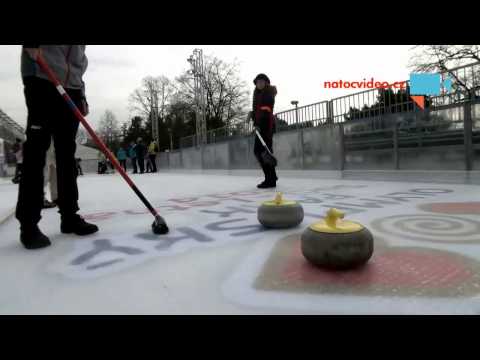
[0,45,414,129]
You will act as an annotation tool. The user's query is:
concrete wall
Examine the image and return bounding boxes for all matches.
[273,131,302,169]
[182,147,202,169]
[345,149,395,170]
[202,142,229,169]
[399,146,466,170]
[302,125,342,170]
[169,151,182,169]
[229,137,256,169]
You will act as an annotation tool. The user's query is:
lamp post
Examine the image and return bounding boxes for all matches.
[187,49,207,147]
[291,100,299,129]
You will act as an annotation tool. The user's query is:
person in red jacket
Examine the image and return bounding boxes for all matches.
[252,73,278,188]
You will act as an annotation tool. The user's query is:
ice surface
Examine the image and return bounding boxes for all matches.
[1,171,480,314]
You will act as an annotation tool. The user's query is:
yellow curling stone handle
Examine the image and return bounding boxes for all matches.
[309,208,364,233]
[262,192,298,206]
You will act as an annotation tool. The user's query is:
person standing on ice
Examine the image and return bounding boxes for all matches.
[128,141,138,174]
[16,45,99,250]
[147,140,158,173]
[251,73,278,188]
[145,152,152,173]
[117,145,127,172]
[75,158,83,176]
[135,137,146,174]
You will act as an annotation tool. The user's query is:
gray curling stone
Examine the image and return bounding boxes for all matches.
[301,208,374,269]
[258,192,304,229]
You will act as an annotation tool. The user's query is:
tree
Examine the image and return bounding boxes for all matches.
[122,116,151,146]
[163,100,196,150]
[409,45,480,98]
[97,110,121,152]
[174,54,250,131]
[120,122,128,141]
[129,75,175,141]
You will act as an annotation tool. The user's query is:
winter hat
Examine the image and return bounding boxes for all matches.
[253,73,271,85]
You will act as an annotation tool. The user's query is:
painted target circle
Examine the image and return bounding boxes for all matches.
[371,214,480,244]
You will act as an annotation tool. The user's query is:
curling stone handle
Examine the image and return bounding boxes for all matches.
[275,192,283,205]
[325,208,345,228]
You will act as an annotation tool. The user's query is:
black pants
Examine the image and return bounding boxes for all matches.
[16,77,81,227]
[254,128,277,183]
[76,164,83,176]
[14,163,23,180]
[131,158,138,173]
[137,158,145,174]
[148,154,157,173]
[119,159,127,172]
[98,162,107,174]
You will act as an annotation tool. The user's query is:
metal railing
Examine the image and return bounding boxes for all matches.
[179,61,480,148]
[179,116,252,148]
[0,109,25,143]
[275,101,330,130]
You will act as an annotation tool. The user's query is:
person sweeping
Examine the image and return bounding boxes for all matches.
[251,73,278,188]
[16,45,98,250]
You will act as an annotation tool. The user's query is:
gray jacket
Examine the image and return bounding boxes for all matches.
[21,45,88,98]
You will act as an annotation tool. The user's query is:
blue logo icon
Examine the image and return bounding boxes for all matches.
[410,73,453,96]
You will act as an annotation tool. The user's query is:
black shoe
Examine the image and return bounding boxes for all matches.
[258,181,276,189]
[20,225,51,250]
[61,214,99,236]
[42,199,57,209]
[12,177,20,184]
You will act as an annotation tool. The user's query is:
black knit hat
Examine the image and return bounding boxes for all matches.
[253,73,270,85]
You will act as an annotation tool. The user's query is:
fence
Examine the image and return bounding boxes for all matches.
[179,116,253,149]
[180,61,480,147]
[168,61,480,173]
[157,98,480,173]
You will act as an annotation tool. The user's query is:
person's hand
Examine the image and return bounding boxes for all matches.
[80,99,89,116]
[24,48,41,61]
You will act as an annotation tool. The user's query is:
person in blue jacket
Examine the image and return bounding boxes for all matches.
[128,141,138,174]
[117,146,127,172]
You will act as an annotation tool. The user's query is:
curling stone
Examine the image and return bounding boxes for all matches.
[301,208,373,269]
[258,192,304,229]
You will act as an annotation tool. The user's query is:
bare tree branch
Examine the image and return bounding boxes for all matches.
[409,45,480,95]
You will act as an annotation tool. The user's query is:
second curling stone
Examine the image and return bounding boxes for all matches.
[258,193,304,229]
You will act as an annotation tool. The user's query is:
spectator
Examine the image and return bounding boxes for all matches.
[128,141,138,174]
[116,146,127,172]
[148,140,158,173]
[11,138,23,184]
[135,137,146,174]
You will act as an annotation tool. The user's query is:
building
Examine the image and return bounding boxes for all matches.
[0,109,25,177]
